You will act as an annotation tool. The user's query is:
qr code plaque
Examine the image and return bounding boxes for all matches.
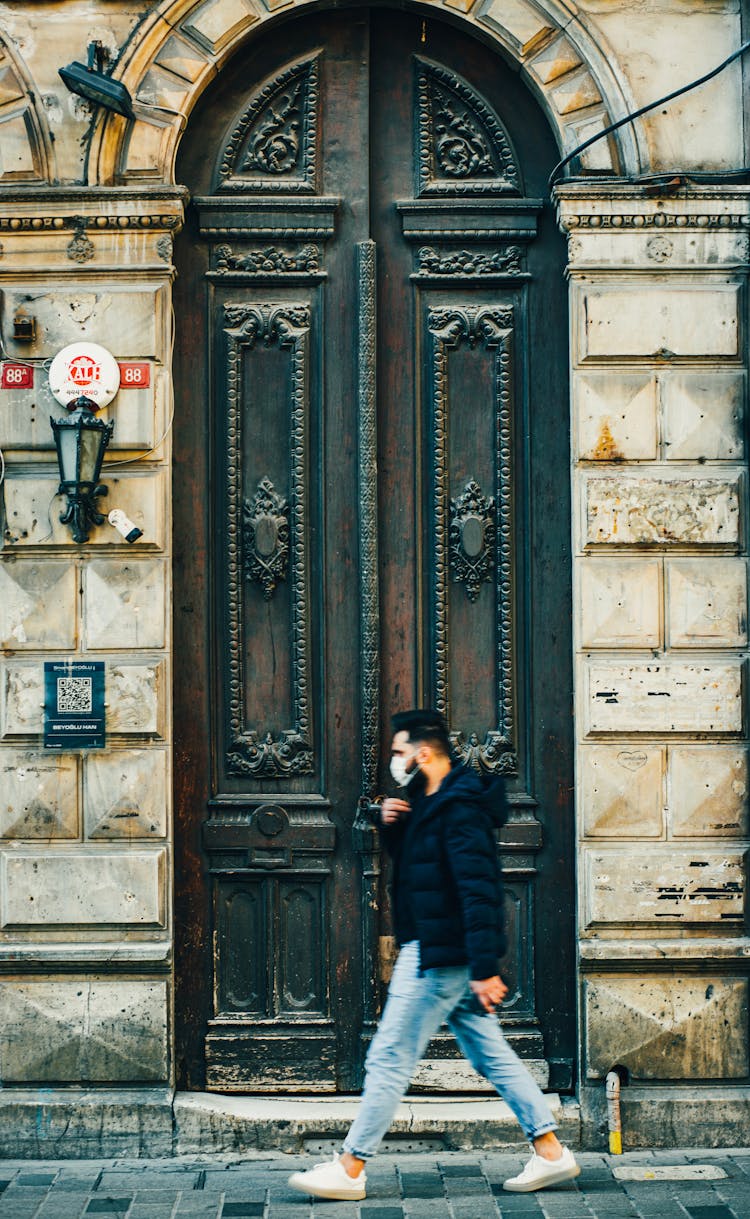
[57,676,93,714]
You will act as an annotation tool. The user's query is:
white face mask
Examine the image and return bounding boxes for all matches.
[390,752,419,788]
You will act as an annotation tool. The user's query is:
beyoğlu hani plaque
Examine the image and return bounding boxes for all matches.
[44,661,105,750]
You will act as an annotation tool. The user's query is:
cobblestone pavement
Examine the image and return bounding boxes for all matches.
[1,1150,749,1219]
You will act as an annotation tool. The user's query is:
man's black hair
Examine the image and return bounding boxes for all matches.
[391,708,451,757]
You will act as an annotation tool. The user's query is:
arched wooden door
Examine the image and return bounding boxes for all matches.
[173,6,573,1093]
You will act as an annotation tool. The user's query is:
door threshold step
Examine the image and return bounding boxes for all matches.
[174,1092,582,1154]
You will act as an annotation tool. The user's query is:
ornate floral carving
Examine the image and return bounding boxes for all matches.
[223,302,313,778]
[449,478,496,602]
[356,240,380,800]
[417,245,523,277]
[416,59,520,196]
[218,55,319,193]
[214,243,320,274]
[427,304,516,776]
[243,476,289,599]
[66,232,94,262]
[451,731,518,776]
[646,235,674,262]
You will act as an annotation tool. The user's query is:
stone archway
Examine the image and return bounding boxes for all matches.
[88,0,645,186]
[0,33,56,184]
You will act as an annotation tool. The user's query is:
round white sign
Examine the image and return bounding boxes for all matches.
[48,342,121,408]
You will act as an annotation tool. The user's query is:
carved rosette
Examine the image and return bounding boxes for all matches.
[449,479,496,602]
[243,476,289,599]
[416,59,520,196]
[427,303,516,776]
[217,55,319,192]
[223,302,313,778]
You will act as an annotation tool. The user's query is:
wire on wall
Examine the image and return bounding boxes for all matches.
[548,37,750,191]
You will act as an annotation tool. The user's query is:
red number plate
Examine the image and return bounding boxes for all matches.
[117,361,151,388]
[1,363,34,389]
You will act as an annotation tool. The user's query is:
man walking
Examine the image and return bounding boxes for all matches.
[289,709,579,1201]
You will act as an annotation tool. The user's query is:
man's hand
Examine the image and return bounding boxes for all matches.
[469,976,508,1013]
[380,797,411,825]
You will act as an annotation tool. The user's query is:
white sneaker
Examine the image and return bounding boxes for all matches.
[503,1147,580,1192]
[288,1153,367,1200]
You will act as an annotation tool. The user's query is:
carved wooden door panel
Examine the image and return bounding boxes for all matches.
[173,8,574,1093]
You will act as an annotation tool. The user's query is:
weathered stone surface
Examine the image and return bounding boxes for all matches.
[0,751,78,839]
[585,975,748,1080]
[0,285,167,361]
[0,1087,175,1158]
[182,0,259,53]
[0,980,168,1082]
[585,662,743,735]
[475,0,554,54]
[667,558,747,647]
[1,660,164,738]
[662,371,745,461]
[576,372,657,461]
[580,745,664,838]
[577,285,740,359]
[579,558,661,647]
[669,746,748,838]
[0,560,76,649]
[0,848,166,928]
[2,367,160,452]
[84,749,168,839]
[584,847,745,926]
[585,477,740,546]
[2,470,165,550]
[107,662,163,736]
[84,560,167,650]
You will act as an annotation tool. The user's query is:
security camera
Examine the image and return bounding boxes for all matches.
[108,508,143,543]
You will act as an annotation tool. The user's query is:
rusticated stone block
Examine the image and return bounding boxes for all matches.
[182,0,259,54]
[579,558,661,647]
[0,849,166,928]
[1,370,161,452]
[580,745,664,838]
[669,746,748,838]
[585,662,743,735]
[2,469,165,550]
[662,371,744,461]
[577,285,740,360]
[667,558,747,647]
[584,847,745,926]
[0,560,76,649]
[476,0,554,54]
[585,477,740,547]
[84,560,167,650]
[0,285,167,361]
[576,372,657,461]
[585,975,748,1080]
[1,660,164,738]
[0,751,78,839]
[0,979,168,1082]
[84,749,168,839]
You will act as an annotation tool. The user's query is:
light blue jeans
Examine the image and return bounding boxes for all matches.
[343,941,557,1159]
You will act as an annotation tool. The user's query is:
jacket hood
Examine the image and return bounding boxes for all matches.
[423,762,508,828]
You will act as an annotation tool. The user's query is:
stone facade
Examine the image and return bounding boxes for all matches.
[0,0,747,1153]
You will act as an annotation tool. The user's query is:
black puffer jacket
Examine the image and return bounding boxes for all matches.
[381,764,508,979]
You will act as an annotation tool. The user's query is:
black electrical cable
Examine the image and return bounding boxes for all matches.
[549,38,750,191]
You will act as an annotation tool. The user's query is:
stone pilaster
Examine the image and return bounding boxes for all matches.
[557,184,750,1146]
[0,187,184,1097]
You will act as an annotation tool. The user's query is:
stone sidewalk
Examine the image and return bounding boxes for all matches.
[0,1149,749,1219]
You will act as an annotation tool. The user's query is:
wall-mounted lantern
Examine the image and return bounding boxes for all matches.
[50,395,114,543]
